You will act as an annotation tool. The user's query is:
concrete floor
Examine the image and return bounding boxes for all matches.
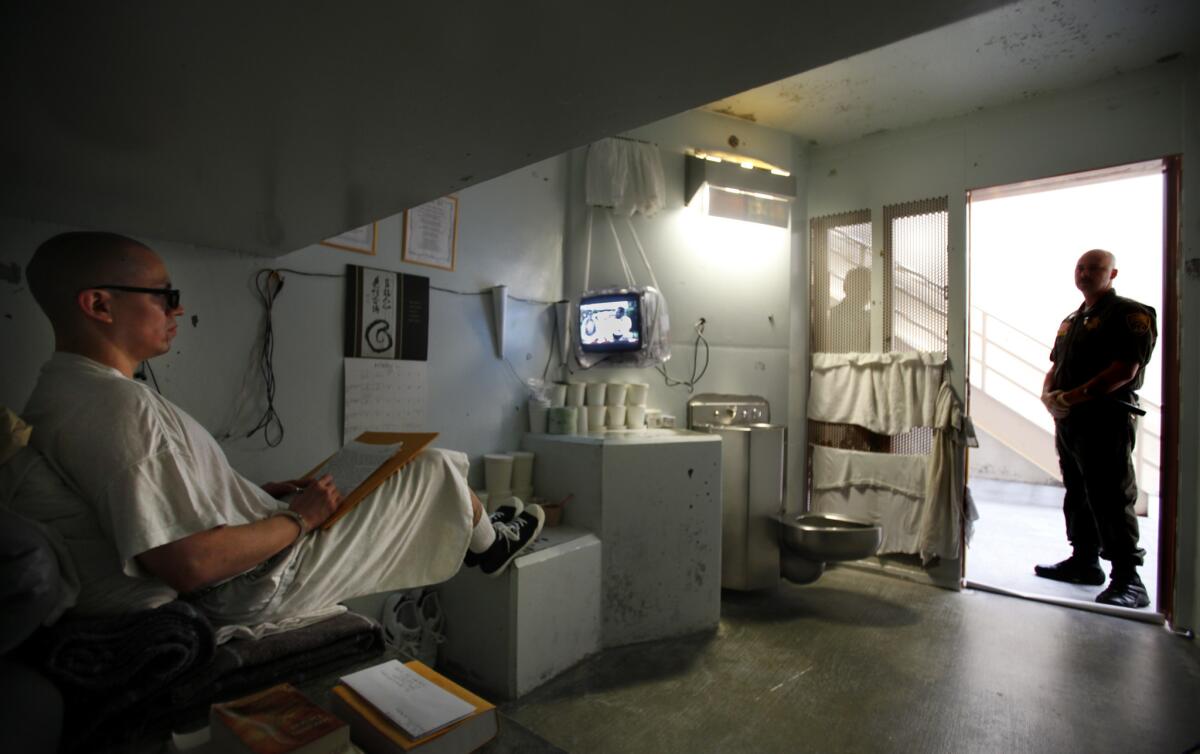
[965,479,1161,616]
[486,567,1200,754]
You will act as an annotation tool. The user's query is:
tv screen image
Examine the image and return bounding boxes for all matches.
[579,293,642,353]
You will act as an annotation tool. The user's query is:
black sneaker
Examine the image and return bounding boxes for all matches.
[478,504,545,578]
[1096,573,1150,608]
[1033,556,1105,585]
[464,499,525,568]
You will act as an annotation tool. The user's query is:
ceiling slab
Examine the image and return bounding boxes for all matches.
[1,1,1013,256]
[702,0,1200,145]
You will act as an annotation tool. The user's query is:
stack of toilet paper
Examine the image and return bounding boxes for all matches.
[483,451,535,511]
[528,380,654,434]
[578,381,651,431]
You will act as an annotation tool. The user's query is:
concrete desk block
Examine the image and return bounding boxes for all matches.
[523,429,722,648]
[439,526,601,700]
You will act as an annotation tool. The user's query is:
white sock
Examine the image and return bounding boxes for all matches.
[468,514,497,553]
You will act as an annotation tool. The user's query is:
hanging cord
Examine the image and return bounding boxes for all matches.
[583,206,594,292]
[134,360,161,393]
[656,318,710,393]
[604,210,636,286]
[246,269,286,446]
[246,267,342,445]
[623,217,662,291]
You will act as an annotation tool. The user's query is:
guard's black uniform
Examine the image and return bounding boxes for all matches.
[1049,289,1157,569]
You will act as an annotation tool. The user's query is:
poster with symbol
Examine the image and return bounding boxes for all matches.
[344,265,429,360]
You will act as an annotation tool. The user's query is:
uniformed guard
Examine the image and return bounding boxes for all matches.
[1036,248,1157,608]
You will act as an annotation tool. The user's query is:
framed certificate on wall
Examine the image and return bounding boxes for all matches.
[403,196,458,271]
[321,222,377,255]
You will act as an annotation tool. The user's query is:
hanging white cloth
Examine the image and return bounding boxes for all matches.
[808,351,944,435]
[918,381,979,564]
[584,137,665,217]
[810,445,927,556]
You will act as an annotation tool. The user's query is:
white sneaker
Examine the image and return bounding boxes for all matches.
[381,590,423,659]
[416,591,446,667]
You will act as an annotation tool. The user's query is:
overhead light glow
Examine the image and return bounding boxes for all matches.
[740,161,754,169]
[770,168,791,177]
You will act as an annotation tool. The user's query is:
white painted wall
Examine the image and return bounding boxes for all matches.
[803,60,1198,629]
[0,156,567,490]
[561,111,798,437]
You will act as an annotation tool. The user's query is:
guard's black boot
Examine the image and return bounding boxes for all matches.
[1033,554,1106,585]
[1096,569,1150,608]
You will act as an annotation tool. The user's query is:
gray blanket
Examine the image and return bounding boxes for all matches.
[37,602,382,752]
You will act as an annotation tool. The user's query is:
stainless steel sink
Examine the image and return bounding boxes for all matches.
[777,513,882,562]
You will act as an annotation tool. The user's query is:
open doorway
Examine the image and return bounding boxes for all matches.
[964,159,1168,620]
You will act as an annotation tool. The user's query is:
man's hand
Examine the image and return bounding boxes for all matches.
[1042,390,1070,419]
[261,478,312,500]
[285,473,343,532]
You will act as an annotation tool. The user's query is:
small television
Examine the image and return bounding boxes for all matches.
[578,291,643,353]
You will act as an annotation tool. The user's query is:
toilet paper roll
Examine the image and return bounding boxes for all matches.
[547,382,568,408]
[605,382,628,406]
[626,405,646,429]
[606,405,627,429]
[510,451,534,490]
[586,405,608,431]
[565,381,586,407]
[576,404,589,434]
[547,406,577,435]
[626,382,649,406]
[528,398,550,433]
[484,454,514,495]
[584,382,607,406]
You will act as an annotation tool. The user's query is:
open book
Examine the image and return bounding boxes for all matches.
[303,431,438,530]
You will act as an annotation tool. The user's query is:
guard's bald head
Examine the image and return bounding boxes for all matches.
[27,232,155,325]
[1079,248,1117,269]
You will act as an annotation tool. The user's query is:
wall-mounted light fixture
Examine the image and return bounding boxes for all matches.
[685,151,795,228]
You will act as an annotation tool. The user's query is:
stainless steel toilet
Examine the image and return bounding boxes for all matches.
[776,513,883,584]
[688,394,882,588]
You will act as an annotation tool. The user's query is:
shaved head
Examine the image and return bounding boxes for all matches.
[1082,248,1117,268]
[27,232,153,324]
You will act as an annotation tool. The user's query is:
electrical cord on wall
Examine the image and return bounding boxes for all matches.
[656,318,709,393]
[134,360,161,393]
[245,267,343,446]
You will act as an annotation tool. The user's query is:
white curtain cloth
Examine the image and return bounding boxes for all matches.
[919,381,979,564]
[810,445,927,556]
[808,351,944,435]
[585,137,665,217]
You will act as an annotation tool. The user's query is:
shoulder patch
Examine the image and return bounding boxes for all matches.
[1127,311,1152,335]
[1056,319,1071,338]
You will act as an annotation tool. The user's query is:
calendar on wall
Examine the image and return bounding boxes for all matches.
[343,358,429,442]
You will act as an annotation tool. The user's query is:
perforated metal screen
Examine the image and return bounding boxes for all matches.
[807,198,949,478]
[882,197,948,456]
[810,209,872,354]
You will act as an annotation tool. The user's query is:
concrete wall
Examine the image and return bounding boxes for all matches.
[0,156,568,490]
[561,111,798,437]
[803,60,1198,628]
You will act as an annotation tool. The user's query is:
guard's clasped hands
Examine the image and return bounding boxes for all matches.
[1042,390,1070,419]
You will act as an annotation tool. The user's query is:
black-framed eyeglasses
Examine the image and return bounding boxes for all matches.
[86,285,181,310]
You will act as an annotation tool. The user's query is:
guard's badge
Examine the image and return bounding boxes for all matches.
[1084,316,1101,331]
[1127,311,1152,335]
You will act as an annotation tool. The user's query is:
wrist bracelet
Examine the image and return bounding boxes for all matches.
[271,509,309,538]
